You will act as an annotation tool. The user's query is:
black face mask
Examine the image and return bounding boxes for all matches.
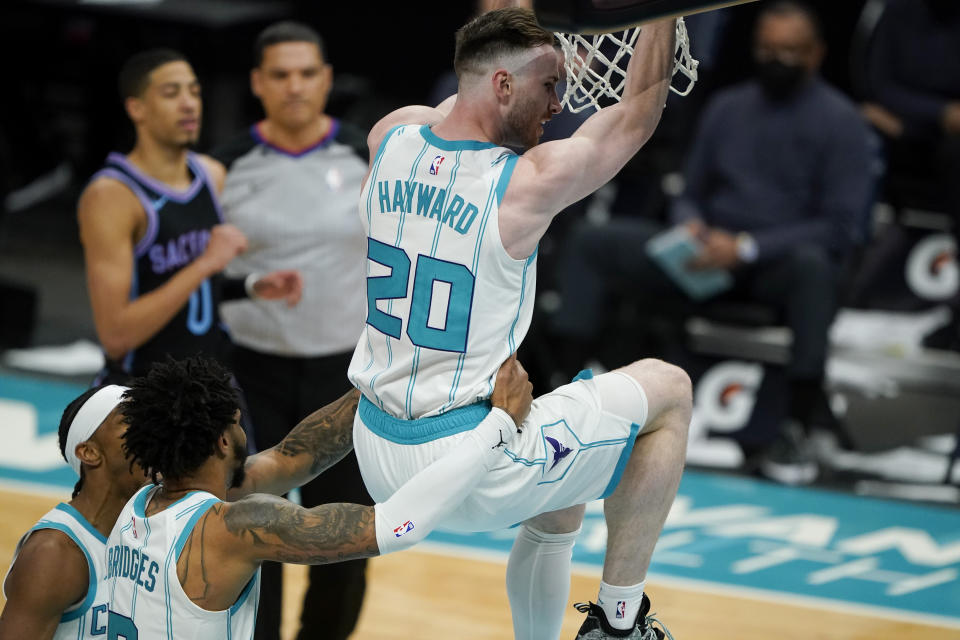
[756,59,807,100]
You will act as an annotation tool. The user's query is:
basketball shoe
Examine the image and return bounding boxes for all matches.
[573,594,673,639]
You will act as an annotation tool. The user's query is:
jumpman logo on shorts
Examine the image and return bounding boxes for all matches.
[546,436,573,470]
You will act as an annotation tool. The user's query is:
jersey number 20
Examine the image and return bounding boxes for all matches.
[366,238,474,353]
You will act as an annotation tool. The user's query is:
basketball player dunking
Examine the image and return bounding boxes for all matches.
[347,8,690,639]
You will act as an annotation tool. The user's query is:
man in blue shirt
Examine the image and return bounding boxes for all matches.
[551,0,874,484]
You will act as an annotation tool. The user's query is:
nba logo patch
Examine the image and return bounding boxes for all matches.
[393,520,415,537]
[616,601,626,619]
[429,155,445,175]
[131,517,138,539]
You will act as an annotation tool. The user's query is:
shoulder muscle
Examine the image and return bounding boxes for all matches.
[77,176,143,248]
[3,529,89,624]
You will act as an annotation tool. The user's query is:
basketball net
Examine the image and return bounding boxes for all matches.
[554,17,699,113]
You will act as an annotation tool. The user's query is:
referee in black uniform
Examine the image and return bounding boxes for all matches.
[212,23,372,640]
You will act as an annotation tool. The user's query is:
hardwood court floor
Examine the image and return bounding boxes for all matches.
[1,488,955,639]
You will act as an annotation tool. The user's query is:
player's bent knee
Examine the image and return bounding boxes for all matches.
[617,358,692,422]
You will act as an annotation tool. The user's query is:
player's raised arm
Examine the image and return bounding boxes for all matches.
[507,18,676,224]
[228,389,360,500]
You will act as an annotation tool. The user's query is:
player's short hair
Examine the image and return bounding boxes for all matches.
[118,48,188,100]
[253,21,326,67]
[757,0,825,43]
[454,7,556,78]
[58,386,107,498]
[120,355,240,485]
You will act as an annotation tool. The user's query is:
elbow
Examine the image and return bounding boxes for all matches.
[97,328,136,362]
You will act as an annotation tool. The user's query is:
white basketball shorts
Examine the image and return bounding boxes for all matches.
[353,370,648,532]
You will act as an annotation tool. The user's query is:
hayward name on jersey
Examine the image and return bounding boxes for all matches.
[105,485,259,640]
[348,124,535,420]
[3,504,110,640]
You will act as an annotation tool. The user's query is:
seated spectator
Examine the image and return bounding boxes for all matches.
[550,0,874,484]
[861,0,960,349]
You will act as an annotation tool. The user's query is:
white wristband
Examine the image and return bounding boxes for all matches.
[244,273,261,299]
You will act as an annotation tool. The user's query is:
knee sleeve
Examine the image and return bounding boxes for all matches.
[506,525,580,640]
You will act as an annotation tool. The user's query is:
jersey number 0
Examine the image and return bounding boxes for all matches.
[366,238,475,353]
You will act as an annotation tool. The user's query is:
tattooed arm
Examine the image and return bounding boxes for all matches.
[176,496,377,611]
[181,357,533,609]
[211,381,522,566]
[228,389,360,500]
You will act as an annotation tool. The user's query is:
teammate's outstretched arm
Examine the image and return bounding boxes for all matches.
[227,389,360,499]
[510,18,676,220]
[195,355,531,581]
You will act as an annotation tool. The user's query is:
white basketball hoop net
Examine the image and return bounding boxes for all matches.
[554,17,699,113]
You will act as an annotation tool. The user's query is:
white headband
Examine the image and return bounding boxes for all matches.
[65,385,129,476]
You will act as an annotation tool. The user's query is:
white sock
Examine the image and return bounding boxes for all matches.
[597,580,645,631]
[506,524,580,640]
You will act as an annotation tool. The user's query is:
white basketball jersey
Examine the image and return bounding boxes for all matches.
[105,485,260,640]
[349,124,535,419]
[3,504,110,640]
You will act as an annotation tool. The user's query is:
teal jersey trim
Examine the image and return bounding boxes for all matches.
[27,522,98,623]
[494,154,518,206]
[372,125,402,170]
[360,125,401,392]
[571,368,594,382]
[507,247,538,353]
[131,485,153,518]
[133,486,203,519]
[420,125,499,151]
[599,421,642,499]
[55,503,108,544]
[359,394,490,444]
[229,568,259,614]
[173,498,219,562]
